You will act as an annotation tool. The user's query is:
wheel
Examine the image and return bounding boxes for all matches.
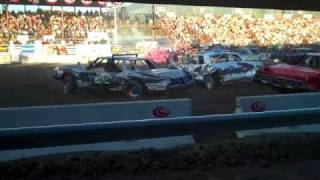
[204,74,217,90]
[124,80,144,98]
[62,75,75,94]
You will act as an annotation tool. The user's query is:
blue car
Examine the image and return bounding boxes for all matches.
[175,50,263,90]
[53,54,193,97]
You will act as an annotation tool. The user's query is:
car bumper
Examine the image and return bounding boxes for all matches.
[147,80,194,92]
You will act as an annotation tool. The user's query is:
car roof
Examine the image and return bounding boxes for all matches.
[97,56,145,61]
[292,48,313,50]
[199,50,239,56]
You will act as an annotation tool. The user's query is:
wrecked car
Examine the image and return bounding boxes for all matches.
[173,50,263,90]
[255,53,320,91]
[53,54,193,97]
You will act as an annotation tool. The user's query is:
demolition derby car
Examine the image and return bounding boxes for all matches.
[255,53,320,91]
[53,54,193,97]
[173,51,263,90]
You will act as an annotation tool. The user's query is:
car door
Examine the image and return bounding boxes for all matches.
[89,58,110,85]
[230,54,257,79]
[183,55,205,80]
[104,59,124,86]
[209,53,231,81]
[90,58,121,85]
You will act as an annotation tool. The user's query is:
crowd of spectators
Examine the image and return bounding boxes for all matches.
[1,9,320,48]
[158,14,320,48]
[0,10,126,43]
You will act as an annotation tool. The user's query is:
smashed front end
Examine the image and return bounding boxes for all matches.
[145,79,172,91]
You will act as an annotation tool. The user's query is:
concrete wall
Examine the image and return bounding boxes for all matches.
[235,92,320,113]
[0,53,11,64]
[235,93,320,137]
[0,99,191,128]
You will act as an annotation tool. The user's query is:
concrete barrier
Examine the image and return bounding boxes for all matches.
[0,99,191,128]
[0,53,11,64]
[235,92,320,113]
[235,92,320,137]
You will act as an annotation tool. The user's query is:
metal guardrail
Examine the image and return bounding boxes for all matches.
[1,107,320,151]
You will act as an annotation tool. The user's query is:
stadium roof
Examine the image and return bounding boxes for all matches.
[119,0,320,11]
[4,0,320,11]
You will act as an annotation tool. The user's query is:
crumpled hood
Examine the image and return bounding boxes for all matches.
[150,68,187,78]
[60,65,88,73]
[130,68,188,79]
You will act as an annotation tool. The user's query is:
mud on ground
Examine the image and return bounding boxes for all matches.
[0,64,279,115]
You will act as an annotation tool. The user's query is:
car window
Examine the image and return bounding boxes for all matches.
[90,58,109,68]
[238,50,248,55]
[310,56,320,68]
[105,59,122,72]
[133,60,150,70]
[304,56,313,67]
[210,54,227,63]
[190,56,199,64]
[250,48,259,54]
[199,56,204,64]
[315,57,320,68]
[228,54,241,61]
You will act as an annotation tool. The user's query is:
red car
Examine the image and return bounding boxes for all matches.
[144,48,170,64]
[255,53,320,90]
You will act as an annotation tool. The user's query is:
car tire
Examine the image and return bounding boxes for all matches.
[204,74,217,90]
[124,80,144,98]
[62,75,75,94]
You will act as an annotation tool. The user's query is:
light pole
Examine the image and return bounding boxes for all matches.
[152,4,155,40]
[106,2,122,44]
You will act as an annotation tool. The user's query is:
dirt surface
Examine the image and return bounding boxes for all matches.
[0,64,318,179]
[0,64,279,115]
[1,134,320,180]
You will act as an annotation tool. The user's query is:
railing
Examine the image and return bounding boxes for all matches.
[1,107,320,151]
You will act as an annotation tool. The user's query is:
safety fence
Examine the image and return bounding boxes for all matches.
[1,106,320,161]
[0,43,113,64]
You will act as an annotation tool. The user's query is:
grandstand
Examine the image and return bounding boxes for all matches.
[0,1,320,64]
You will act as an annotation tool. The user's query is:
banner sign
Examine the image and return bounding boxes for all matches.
[21,44,35,55]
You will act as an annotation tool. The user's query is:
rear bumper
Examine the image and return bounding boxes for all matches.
[255,73,308,90]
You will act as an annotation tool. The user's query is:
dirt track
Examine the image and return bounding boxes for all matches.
[0,64,279,115]
[0,64,319,180]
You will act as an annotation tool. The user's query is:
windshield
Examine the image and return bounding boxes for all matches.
[250,48,260,54]
[132,60,151,70]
